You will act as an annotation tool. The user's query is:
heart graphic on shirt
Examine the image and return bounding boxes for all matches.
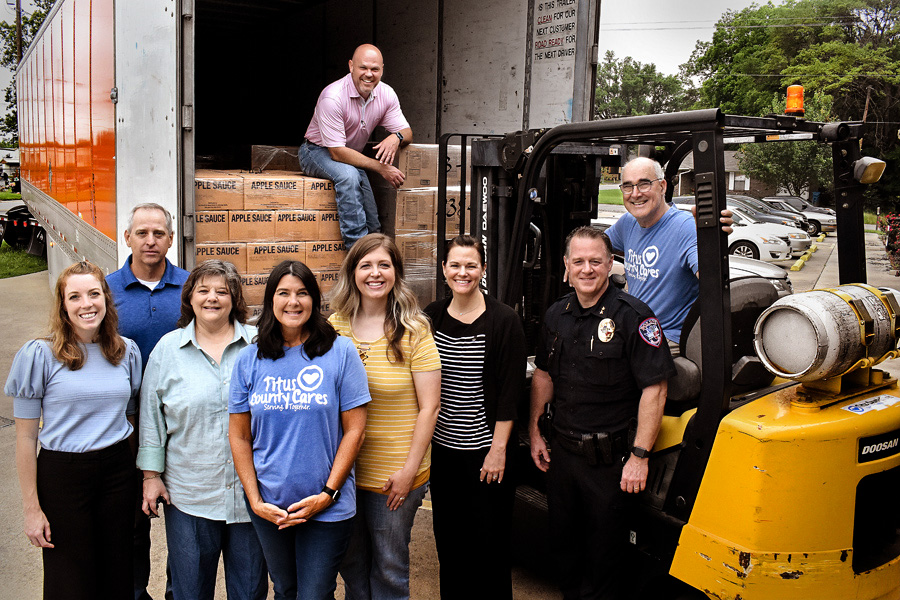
[642,246,660,268]
[296,365,325,392]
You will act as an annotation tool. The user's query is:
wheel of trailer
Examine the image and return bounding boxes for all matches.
[729,241,759,260]
[807,220,821,236]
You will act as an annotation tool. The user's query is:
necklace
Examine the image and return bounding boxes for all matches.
[450,299,484,317]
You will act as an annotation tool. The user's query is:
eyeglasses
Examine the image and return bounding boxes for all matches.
[357,343,370,366]
[619,178,662,195]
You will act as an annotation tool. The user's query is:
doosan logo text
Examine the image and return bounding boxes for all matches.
[862,438,898,455]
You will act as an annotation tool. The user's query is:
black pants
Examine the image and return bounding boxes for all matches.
[547,435,631,600]
[430,442,515,600]
[37,439,136,600]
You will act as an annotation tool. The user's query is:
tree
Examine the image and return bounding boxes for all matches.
[595,51,696,119]
[683,0,900,209]
[0,0,54,145]
[737,92,836,196]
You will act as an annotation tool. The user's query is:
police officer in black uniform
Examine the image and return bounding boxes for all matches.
[529,226,675,600]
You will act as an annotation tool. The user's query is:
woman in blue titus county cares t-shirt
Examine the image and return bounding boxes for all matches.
[229,260,370,600]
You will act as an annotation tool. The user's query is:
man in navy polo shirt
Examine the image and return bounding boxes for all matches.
[106,202,189,600]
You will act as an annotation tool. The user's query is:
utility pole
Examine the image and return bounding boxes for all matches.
[16,0,22,63]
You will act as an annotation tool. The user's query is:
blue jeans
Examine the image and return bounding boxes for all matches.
[339,484,427,600]
[164,504,267,600]
[246,498,353,600]
[298,141,379,247]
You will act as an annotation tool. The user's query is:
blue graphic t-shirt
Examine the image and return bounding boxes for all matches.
[606,205,699,343]
[229,336,371,521]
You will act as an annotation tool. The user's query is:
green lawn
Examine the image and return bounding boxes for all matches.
[598,188,623,205]
[0,240,47,278]
[0,191,21,201]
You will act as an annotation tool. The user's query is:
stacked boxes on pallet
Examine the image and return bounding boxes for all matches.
[194,168,346,316]
[194,143,469,317]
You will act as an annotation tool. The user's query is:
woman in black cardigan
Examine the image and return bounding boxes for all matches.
[424,235,527,600]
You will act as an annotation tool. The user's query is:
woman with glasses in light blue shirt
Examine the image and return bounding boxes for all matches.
[137,260,267,600]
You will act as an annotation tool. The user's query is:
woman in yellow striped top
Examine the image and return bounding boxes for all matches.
[328,233,441,600]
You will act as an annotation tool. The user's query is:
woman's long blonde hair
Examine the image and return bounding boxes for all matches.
[330,234,429,363]
[49,261,126,370]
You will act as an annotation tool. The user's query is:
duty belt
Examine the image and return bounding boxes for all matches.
[552,425,632,466]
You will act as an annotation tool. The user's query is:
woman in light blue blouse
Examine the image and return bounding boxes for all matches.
[138,260,267,600]
[6,261,142,600]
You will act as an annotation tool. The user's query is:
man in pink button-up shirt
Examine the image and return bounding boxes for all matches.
[300,44,413,247]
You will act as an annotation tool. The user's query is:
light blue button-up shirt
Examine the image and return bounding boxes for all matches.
[137,320,257,523]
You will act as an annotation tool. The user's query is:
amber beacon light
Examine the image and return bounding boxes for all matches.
[785,85,805,116]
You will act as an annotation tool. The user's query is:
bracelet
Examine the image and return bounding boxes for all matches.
[143,474,161,481]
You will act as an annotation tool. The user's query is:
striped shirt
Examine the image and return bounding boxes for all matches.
[329,314,441,492]
[432,320,492,450]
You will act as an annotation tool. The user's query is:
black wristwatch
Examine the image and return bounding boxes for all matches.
[394,131,404,143]
[322,485,341,504]
[631,446,651,459]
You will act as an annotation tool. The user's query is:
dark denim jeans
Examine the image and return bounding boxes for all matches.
[164,504,267,600]
[339,484,427,600]
[247,499,353,600]
[298,141,379,248]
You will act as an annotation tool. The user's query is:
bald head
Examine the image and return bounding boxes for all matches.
[349,44,384,99]
[620,157,668,228]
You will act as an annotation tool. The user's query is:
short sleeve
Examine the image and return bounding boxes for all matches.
[229,346,256,414]
[124,339,143,416]
[336,339,371,412]
[410,327,440,372]
[5,339,50,419]
[378,86,410,133]
[626,311,676,389]
[316,96,348,148]
[606,218,624,254]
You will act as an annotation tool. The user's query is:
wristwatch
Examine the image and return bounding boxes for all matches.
[394,131,404,143]
[631,446,651,459]
[322,485,341,504]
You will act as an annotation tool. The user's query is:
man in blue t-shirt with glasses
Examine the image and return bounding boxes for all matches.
[605,157,702,355]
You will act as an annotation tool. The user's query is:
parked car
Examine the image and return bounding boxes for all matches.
[729,206,811,256]
[673,203,792,262]
[674,195,806,231]
[762,195,835,215]
[760,196,836,236]
[728,194,809,232]
[729,255,793,297]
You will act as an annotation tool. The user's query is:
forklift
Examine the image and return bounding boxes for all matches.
[436,106,899,599]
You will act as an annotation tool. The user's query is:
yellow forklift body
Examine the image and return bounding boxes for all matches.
[670,381,900,599]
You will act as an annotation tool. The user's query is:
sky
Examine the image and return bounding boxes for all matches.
[599,0,784,76]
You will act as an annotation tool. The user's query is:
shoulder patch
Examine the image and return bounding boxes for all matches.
[638,318,663,348]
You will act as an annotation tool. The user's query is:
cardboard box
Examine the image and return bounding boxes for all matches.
[398,144,439,189]
[240,273,270,306]
[318,210,342,240]
[316,270,341,296]
[195,243,248,273]
[229,211,276,242]
[195,170,244,211]
[396,231,437,268]
[396,188,436,231]
[247,305,264,324]
[243,172,304,210]
[304,241,347,271]
[274,210,320,241]
[247,242,306,273]
[303,177,337,211]
[194,211,230,243]
[251,145,300,172]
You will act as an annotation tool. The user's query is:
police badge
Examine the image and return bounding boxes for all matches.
[638,318,663,347]
[598,318,615,342]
